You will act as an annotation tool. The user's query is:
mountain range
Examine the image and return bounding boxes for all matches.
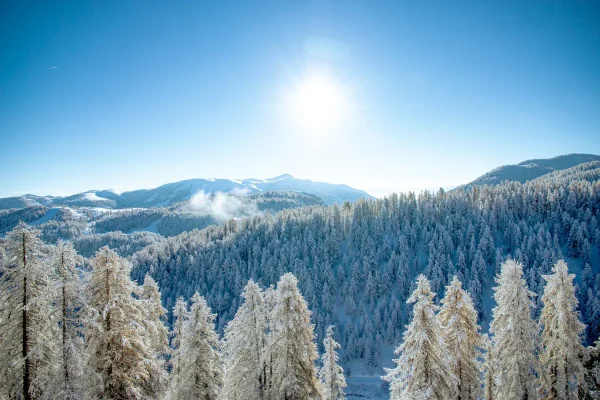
[2,154,600,211]
[0,174,374,210]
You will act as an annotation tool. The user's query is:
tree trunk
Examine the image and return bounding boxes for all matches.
[22,233,31,400]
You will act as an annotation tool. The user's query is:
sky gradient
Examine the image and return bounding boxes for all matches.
[1,0,599,198]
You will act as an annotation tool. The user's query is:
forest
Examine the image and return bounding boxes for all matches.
[1,161,600,398]
[1,222,599,399]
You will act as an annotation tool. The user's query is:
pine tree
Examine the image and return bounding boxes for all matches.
[538,260,586,399]
[482,334,497,400]
[0,223,59,400]
[268,273,323,400]
[489,259,539,400]
[53,240,86,398]
[438,276,482,400]
[86,246,157,399]
[319,325,346,400]
[171,292,223,399]
[140,275,170,398]
[382,274,456,400]
[221,280,267,400]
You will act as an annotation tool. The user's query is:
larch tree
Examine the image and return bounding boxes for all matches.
[438,276,482,400]
[489,259,539,400]
[319,325,346,400]
[0,223,59,400]
[482,333,497,400]
[86,246,157,399]
[221,280,267,400]
[168,296,189,399]
[382,274,457,400]
[140,275,170,398]
[171,292,223,400]
[53,240,86,398]
[267,273,323,400]
[538,260,586,399]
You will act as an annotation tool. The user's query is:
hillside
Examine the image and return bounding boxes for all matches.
[127,169,600,397]
[459,153,600,189]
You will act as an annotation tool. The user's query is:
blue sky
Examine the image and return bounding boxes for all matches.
[1,0,599,198]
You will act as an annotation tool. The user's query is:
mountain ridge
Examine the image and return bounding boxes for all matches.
[458,153,600,189]
[0,174,374,210]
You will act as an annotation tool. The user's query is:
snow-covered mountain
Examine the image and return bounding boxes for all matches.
[458,153,600,189]
[0,174,374,210]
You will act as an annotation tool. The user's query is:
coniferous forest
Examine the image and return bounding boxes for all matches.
[2,164,600,399]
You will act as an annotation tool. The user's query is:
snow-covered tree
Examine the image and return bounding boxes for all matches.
[0,223,59,400]
[383,274,456,400]
[438,276,482,399]
[171,292,223,400]
[86,246,157,399]
[53,240,86,398]
[482,333,497,400]
[268,273,323,400]
[538,260,586,399]
[489,259,539,400]
[319,325,346,400]
[168,296,189,398]
[221,280,267,400]
[140,275,170,398]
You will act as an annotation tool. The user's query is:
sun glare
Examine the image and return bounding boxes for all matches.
[287,72,349,136]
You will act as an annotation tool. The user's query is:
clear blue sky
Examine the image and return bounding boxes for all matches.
[1,0,599,198]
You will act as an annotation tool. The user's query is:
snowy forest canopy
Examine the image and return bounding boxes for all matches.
[2,160,600,398]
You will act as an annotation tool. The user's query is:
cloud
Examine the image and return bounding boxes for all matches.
[188,191,259,221]
[48,66,58,69]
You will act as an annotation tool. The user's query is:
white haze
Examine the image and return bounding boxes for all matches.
[188,190,259,221]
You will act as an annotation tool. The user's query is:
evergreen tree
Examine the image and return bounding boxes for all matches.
[168,296,189,398]
[482,333,497,400]
[221,280,267,400]
[268,273,323,400]
[53,241,86,398]
[538,260,586,399]
[0,223,59,400]
[171,292,223,399]
[489,259,539,400]
[319,325,346,400]
[86,247,157,399]
[382,275,456,400]
[140,275,170,398]
[438,276,482,400]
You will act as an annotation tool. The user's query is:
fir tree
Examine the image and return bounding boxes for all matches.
[86,247,157,399]
[489,259,539,400]
[382,275,456,400]
[319,325,346,400]
[53,240,86,398]
[268,273,323,400]
[171,292,223,399]
[438,276,482,400]
[140,275,170,398]
[538,260,586,399]
[221,280,267,400]
[168,296,189,398]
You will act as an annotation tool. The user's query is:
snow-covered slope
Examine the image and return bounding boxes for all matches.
[458,153,600,189]
[0,175,373,210]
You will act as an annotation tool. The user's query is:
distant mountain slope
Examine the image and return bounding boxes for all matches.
[459,153,600,189]
[0,175,373,210]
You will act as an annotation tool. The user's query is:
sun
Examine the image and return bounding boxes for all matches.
[286,71,349,135]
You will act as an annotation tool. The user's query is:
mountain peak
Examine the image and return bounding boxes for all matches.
[267,174,294,181]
